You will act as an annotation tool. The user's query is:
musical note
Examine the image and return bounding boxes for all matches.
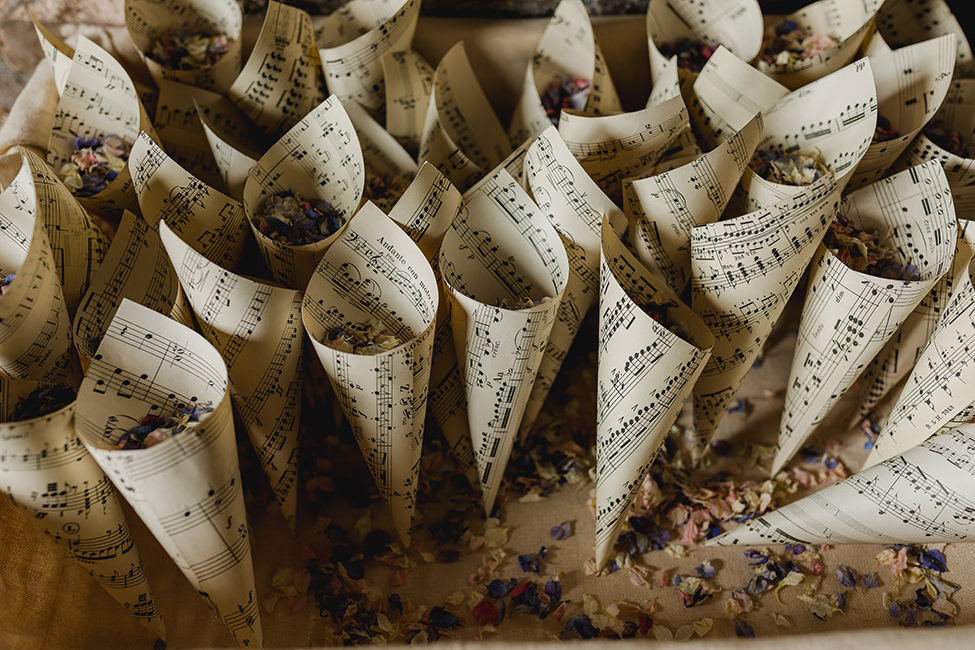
[871,0,974,78]
[381,48,434,153]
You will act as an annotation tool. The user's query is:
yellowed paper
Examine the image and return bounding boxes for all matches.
[381,48,434,154]
[874,0,974,77]
[196,93,263,200]
[153,79,227,189]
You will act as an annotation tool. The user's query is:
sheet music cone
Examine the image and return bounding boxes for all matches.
[0,379,165,640]
[710,423,975,546]
[302,204,439,545]
[440,169,568,514]
[772,162,957,475]
[594,220,713,570]
[160,222,303,530]
[76,300,262,648]
[690,174,841,445]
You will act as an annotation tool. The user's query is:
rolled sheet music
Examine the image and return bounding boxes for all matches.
[418,42,511,192]
[75,299,262,648]
[523,126,626,438]
[690,174,840,444]
[628,114,764,294]
[227,0,326,140]
[241,95,364,290]
[557,96,688,201]
[47,36,157,215]
[645,56,704,174]
[0,152,79,385]
[302,203,438,544]
[195,92,265,200]
[0,379,164,639]
[343,99,417,211]
[848,35,957,190]
[316,0,420,118]
[865,254,975,468]
[872,0,974,77]
[124,0,243,92]
[509,0,621,145]
[772,161,957,475]
[754,0,880,90]
[159,222,303,530]
[709,422,975,546]
[381,48,434,154]
[689,46,788,149]
[439,169,568,514]
[854,218,975,422]
[734,58,877,214]
[130,132,249,270]
[152,79,228,189]
[31,13,74,95]
[595,218,713,569]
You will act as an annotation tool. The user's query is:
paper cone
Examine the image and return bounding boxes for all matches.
[0,154,79,384]
[388,161,462,261]
[875,0,974,77]
[689,46,789,149]
[76,299,262,648]
[46,36,157,216]
[629,114,764,294]
[847,35,957,190]
[0,379,164,639]
[509,0,621,145]
[124,0,243,93]
[645,56,704,174]
[31,11,74,95]
[557,96,688,201]
[734,58,877,215]
[302,204,438,545]
[691,174,841,444]
[419,42,511,192]
[344,99,417,211]
[195,93,265,200]
[439,169,569,514]
[227,0,326,140]
[772,161,957,475]
[72,210,190,362]
[754,0,880,90]
[316,0,420,118]
[522,126,626,438]
[242,95,365,290]
[854,218,975,422]
[710,423,975,546]
[381,48,434,154]
[152,79,228,189]
[130,132,249,270]
[594,219,714,569]
[159,222,303,530]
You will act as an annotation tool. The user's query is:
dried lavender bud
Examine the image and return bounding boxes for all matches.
[925,122,971,158]
[325,319,402,355]
[9,384,76,422]
[116,403,214,450]
[760,20,838,65]
[255,191,345,246]
[363,173,411,212]
[824,215,920,281]
[749,148,829,186]
[1,270,14,296]
[873,114,899,143]
[540,77,590,126]
[150,30,232,70]
[659,38,718,73]
[57,134,131,198]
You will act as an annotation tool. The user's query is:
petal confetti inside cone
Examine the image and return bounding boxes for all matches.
[242,95,365,290]
[771,161,957,475]
[864,255,975,468]
[130,132,249,270]
[873,0,974,77]
[302,204,438,545]
[439,169,569,514]
[124,0,243,93]
[160,222,303,530]
[754,0,880,90]
[381,48,434,154]
[0,153,79,385]
[629,114,764,294]
[853,218,975,423]
[709,423,975,546]
[847,35,956,190]
[691,174,841,446]
[75,299,262,648]
[419,42,511,192]
[594,219,713,570]
[523,125,626,439]
[0,379,165,640]
[509,0,621,145]
[227,0,326,140]
[316,0,420,118]
[733,58,877,215]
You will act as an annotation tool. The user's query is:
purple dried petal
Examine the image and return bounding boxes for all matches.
[734,620,755,638]
[550,520,573,540]
[919,549,948,573]
[836,565,857,588]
